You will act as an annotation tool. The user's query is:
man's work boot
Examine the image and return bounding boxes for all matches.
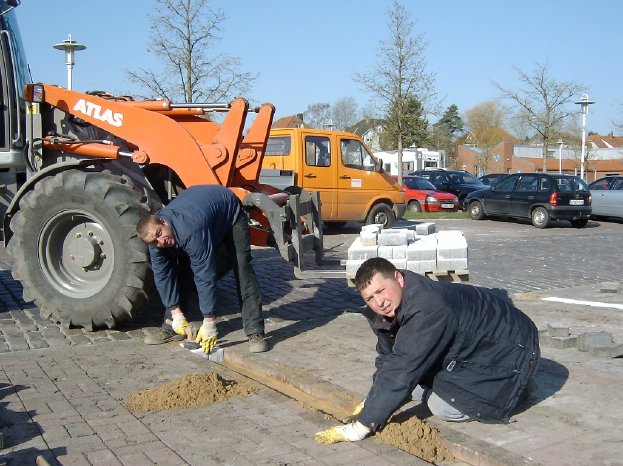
[144,327,184,345]
[248,333,268,353]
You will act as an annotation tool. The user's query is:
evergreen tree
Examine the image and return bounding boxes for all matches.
[381,95,429,150]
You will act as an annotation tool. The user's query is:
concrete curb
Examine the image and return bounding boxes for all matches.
[218,348,542,466]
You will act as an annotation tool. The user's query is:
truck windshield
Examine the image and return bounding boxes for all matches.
[0,4,30,96]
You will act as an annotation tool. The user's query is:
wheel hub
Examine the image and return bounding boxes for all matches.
[67,233,102,269]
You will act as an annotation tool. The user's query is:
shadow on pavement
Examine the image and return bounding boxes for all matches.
[512,357,569,416]
[0,383,63,465]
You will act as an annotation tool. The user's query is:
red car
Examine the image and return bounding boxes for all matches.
[394,175,460,213]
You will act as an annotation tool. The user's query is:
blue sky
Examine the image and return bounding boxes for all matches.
[15,0,622,135]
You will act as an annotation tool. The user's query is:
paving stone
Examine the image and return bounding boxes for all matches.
[547,322,570,337]
[577,331,614,352]
[539,333,578,349]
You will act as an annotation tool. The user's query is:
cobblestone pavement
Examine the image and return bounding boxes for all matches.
[1,216,622,351]
[0,342,430,465]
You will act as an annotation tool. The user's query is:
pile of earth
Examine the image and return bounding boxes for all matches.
[376,412,455,464]
[124,372,260,412]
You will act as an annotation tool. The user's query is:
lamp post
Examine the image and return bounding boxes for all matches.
[555,138,563,174]
[574,94,595,181]
[53,34,86,90]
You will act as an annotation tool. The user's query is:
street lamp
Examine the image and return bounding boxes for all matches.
[574,94,595,181]
[53,34,86,90]
[555,138,563,174]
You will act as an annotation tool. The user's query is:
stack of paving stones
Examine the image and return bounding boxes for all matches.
[345,222,468,280]
[539,322,623,358]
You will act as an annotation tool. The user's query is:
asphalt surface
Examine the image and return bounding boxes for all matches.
[0,215,622,465]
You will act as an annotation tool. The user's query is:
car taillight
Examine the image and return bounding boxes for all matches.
[549,192,558,206]
[588,194,592,205]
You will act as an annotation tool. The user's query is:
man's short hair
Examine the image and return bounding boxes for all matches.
[136,214,160,241]
[354,257,397,291]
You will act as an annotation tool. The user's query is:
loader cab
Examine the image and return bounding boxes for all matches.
[0,1,28,221]
[0,2,27,158]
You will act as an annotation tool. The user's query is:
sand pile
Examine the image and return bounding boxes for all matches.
[124,372,260,412]
[376,413,454,464]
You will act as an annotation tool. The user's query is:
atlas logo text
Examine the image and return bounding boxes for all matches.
[73,99,124,127]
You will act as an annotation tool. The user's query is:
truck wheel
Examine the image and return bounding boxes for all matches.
[366,203,396,228]
[7,170,152,330]
[408,201,422,213]
[531,206,550,229]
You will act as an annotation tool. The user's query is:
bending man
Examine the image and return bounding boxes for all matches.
[316,257,540,444]
[136,184,267,353]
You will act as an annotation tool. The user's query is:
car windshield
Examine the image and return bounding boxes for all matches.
[552,176,589,192]
[450,172,483,185]
[403,177,436,190]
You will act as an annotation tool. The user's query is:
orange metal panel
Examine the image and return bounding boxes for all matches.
[37,85,249,188]
[230,103,275,187]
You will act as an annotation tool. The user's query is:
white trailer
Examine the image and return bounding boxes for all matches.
[375,147,446,176]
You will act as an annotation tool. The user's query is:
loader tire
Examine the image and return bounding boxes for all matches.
[7,169,152,330]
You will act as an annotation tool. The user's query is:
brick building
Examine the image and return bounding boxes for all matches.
[456,134,623,183]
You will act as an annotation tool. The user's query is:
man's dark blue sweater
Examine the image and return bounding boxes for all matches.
[149,185,240,317]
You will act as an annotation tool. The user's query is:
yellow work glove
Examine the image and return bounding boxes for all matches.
[195,321,217,354]
[171,313,189,336]
[314,421,371,445]
[342,400,365,424]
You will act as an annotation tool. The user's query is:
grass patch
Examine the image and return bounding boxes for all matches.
[403,211,468,220]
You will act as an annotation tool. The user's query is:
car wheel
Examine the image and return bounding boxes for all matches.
[570,218,588,228]
[468,201,485,220]
[408,201,422,213]
[531,207,550,228]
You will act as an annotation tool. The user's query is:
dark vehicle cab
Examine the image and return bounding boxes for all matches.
[465,173,592,228]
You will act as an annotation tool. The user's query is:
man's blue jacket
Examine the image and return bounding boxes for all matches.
[149,185,240,317]
[357,271,540,429]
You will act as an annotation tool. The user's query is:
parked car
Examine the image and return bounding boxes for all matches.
[479,173,508,187]
[393,176,460,213]
[589,175,623,219]
[465,173,592,228]
[409,169,486,204]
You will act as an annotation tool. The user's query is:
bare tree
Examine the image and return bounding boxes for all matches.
[493,62,584,172]
[303,102,332,129]
[127,0,256,103]
[354,1,437,184]
[331,97,359,131]
[464,100,509,175]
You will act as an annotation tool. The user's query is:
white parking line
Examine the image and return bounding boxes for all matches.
[541,297,623,310]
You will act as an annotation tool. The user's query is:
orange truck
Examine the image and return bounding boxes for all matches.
[0,1,331,330]
[260,128,406,229]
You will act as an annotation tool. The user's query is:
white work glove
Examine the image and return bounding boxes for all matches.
[314,421,371,445]
[171,313,189,336]
[195,321,217,353]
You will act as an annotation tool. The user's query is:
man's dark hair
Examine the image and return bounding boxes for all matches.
[354,257,397,291]
[136,214,160,241]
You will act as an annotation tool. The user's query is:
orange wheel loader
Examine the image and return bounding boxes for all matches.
[0,1,333,330]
